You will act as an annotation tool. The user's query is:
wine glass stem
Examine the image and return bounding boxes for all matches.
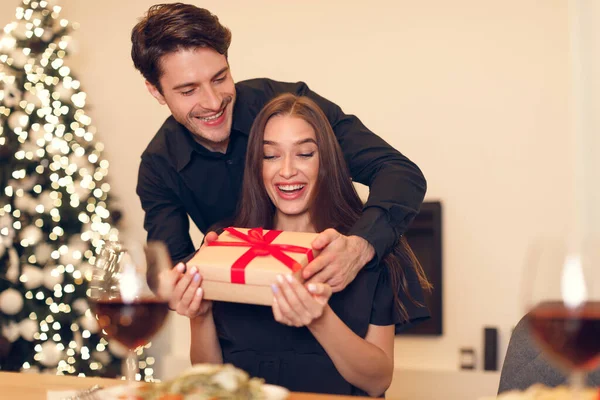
[124,350,139,381]
[570,371,585,398]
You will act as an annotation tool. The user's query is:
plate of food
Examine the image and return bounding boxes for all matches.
[98,364,289,400]
[481,384,600,400]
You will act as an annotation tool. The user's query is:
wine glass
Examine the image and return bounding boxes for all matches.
[523,237,600,394]
[88,239,172,381]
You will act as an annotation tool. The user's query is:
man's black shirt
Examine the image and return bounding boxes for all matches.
[137,78,426,263]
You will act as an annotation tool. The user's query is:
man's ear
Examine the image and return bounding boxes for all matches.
[145,81,167,105]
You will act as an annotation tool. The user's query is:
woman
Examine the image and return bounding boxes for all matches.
[186,94,431,397]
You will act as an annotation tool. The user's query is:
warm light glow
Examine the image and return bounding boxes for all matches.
[0,0,155,379]
[120,258,141,303]
[561,254,588,308]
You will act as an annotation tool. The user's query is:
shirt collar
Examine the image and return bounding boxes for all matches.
[231,84,256,136]
[163,117,195,172]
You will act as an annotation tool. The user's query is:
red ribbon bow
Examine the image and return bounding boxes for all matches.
[206,227,314,284]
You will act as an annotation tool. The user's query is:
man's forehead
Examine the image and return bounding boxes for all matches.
[158,47,229,85]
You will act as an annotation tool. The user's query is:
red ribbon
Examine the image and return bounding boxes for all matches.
[206,227,315,284]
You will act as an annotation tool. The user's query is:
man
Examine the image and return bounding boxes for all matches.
[132,3,426,297]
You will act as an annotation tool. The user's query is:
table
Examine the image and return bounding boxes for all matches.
[0,371,366,399]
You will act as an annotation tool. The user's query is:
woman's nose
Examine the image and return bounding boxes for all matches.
[279,156,297,178]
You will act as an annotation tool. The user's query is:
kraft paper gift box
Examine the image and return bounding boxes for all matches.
[187,227,319,306]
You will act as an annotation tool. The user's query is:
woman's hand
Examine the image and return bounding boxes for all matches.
[160,263,212,319]
[271,274,332,327]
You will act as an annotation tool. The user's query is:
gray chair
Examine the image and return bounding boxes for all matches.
[498,314,600,393]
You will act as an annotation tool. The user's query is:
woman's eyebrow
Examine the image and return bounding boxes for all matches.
[263,138,316,145]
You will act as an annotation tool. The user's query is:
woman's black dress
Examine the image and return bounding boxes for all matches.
[212,260,429,397]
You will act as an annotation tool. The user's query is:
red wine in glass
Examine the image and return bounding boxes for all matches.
[89,240,172,381]
[92,298,169,350]
[527,301,600,371]
[523,237,600,395]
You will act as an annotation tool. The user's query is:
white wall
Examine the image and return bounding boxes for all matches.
[569,0,600,241]
[0,0,580,397]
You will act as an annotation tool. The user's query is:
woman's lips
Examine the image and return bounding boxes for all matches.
[275,183,306,200]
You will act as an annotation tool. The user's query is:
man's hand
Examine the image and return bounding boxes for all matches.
[302,229,375,292]
[202,231,219,247]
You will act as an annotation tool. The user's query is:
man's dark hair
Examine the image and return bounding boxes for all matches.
[131,3,232,92]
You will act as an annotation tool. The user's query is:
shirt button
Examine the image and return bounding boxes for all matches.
[226,159,233,165]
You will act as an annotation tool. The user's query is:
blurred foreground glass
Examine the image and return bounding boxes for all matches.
[523,238,600,395]
[88,240,172,381]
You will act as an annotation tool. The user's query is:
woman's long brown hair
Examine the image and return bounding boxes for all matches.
[234,94,431,321]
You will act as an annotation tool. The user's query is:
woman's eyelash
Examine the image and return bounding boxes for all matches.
[263,152,315,159]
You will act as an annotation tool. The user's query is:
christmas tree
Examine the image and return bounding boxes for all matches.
[0,0,155,380]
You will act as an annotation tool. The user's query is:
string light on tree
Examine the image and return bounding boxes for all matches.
[0,0,154,380]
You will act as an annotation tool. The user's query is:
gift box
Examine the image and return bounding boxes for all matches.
[187,227,319,306]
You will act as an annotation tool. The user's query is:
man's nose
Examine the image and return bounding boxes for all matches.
[200,86,221,111]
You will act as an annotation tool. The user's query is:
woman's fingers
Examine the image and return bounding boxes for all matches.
[171,266,193,309]
[176,266,199,312]
[271,280,301,326]
[278,275,309,325]
[271,297,292,326]
[166,264,212,318]
[271,274,330,327]
[286,275,325,321]
[272,295,283,321]
[187,287,204,318]
[158,264,182,305]
[307,282,332,305]
[180,267,201,303]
